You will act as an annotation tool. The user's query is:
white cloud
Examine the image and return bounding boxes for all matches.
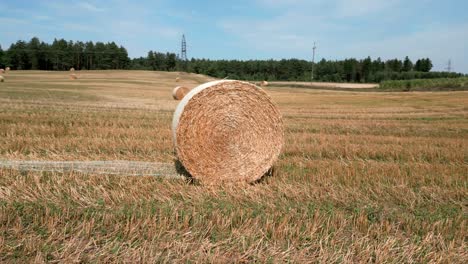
[220,11,347,55]
[62,23,100,33]
[334,0,401,17]
[342,23,468,72]
[76,1,104,12]
[221,0,468,72]
[256,0,309,7]
[0,17,28,25]
[34,15,52,21]
[256,0,402,17]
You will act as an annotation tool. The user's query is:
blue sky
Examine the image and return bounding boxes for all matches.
[1,0,467,72]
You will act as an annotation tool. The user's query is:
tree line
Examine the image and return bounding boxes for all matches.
[132,54,462,82]
[0,37,464,83]
[186,57,464,82]
[0,37,130,71]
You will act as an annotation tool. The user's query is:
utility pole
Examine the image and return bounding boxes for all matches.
[311,42,316,82]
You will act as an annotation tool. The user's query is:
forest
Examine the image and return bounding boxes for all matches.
[0,37,464,82]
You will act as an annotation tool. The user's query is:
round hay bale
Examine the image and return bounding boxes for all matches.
[5,67,10,72]
[261,80,269,86]
[175,77,180,82]
[70,67,75,72]
[69,73,77,80]
[0,76,4,82]
[172,80,284,184]
[172,86,190,100]
[0,69,4,73]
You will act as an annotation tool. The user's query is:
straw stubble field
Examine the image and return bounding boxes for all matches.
[0,71,466,262]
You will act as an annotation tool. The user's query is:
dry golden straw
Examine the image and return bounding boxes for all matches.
[172,80,284,184]
[69,73,78,80]
[172,86,190,100]
[5,67,10,72]
[70,67,75,72]
[0,69,4,73]
[0,76,4,82]
[175,77,180,82]
[261,80,269,86]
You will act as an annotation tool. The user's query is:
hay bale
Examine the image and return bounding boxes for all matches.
[172,80,284,184]
[69,73,78,80]
[0,76,4,82]
[0,69,4,73]
[5,67,10,72]
[172,86,190,100]
[70,67,75,72]
[261,80,269,86]
[175,77,180,82]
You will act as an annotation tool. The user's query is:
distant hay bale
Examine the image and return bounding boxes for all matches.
[0,76,4,82]
[0,69,4,73]
[70,67,75,72]
[172,80,284,184]
[69,73,78,80]
[175,77,180,82]
[261,80,269,86]
[5,67,10,72]
[172,86,190,100]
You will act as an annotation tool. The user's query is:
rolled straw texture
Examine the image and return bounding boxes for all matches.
[172,80,283,184]
[172,86,191,100]
[0,76,4,82]
[70,67,75,72]
[0,69,4,73]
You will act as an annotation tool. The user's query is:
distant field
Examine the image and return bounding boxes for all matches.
[0,71,467,262]
[268,81,379,89]
[380,77,468,91]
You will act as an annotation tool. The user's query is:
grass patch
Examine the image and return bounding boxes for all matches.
[380,77,468,91]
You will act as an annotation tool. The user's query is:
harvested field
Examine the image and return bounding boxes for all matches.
[0,71,467,262]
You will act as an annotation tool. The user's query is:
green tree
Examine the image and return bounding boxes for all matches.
[0,45,4,68]
[386,59,403,72]
[402,56,413,72]
[361,56,372,82]
[167,53,177,70]
[84,41,95,70]
[147,51,156,70]
[28,37,42,70]
[421,58,433,72]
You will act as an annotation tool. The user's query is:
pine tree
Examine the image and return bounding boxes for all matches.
[403,56,413,72]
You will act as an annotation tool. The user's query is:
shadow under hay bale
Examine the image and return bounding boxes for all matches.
[251,166,277,184]
[174,159,196,184]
